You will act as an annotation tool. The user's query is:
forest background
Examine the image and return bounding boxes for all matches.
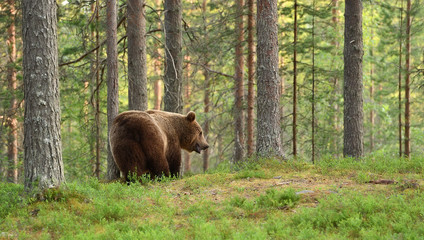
[0,0,423,183]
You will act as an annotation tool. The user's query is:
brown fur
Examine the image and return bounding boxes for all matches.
[109,110,209,180]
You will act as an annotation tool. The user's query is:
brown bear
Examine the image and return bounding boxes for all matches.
[109,110,209,180]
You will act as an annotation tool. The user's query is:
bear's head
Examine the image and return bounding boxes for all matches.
[181,111,209,154]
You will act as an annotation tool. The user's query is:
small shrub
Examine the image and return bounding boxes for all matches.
[256,188,300,209]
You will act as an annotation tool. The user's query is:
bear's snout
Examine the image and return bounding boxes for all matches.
[195,143,209,154]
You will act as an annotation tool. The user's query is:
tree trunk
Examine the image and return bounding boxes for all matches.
[398,0,403,157]
[7,0,18,184]
[128,0,148,110]
[23,0,65,191]
[256,0,283,158]
[184,67,191,173]
[246,0,255,157]
[311,0,316,164]
[202,0,210,171]
[234,0,245,162]
[292,0,298,158]
[164,0,183,113]
[106,0,121,180]
[203,68,210,172]
[404,0,411,158]
[95,0,101,179]
[343,0,364,158]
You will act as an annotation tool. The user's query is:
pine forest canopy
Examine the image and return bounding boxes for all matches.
[0,0,423,183]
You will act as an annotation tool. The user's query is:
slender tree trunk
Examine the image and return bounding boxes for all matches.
[369,8,375,153]
[203,67,210,172]
[154,60,163,110]
[247,0,255,157]
[256,0,283,158]
[164,0,183,113]
[343,0,364,158]
[292,0,298,157]
[106,0,121,180]
[398,0,403,157]
[95,0,101,179]
[202,0,210,171]
[311,0,316,164]
[7,0,18,183]
[128,0,148,110]
[404,0,411,158]
[184,68,191,173]
[23,0,65,191]
[234,0,245,162]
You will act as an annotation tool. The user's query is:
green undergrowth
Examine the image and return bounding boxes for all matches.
[1,156,424,239]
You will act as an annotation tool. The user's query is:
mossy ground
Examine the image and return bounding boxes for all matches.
[1,156,423,239]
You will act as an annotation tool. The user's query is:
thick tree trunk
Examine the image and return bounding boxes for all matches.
[106,0,121,180]
[404,0,411,158]
[343,0,364,158]
[246,0,255,157]
[234,0,245,162]
[128,0,148,110]
[23,0,65,191]
[7,0,18,184]
[164,0,183,113]
[256,0,283,158]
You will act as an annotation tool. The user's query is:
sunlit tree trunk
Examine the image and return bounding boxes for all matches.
[256,0,283,158]
[404,0,411,158]
[247,0,255,157]
[23,0,65,191]
[234,0,245,162]
[343,0,364,158]
[164,0,183,113]
[128,0,148,110]
[7,0,18,184]
[106,0,121,180]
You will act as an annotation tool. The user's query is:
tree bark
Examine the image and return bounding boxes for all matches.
[343,0,364,158]
[234,0,245,162]
[128,0,148,110]
[404,0,411,158]
[256,0,283,158]
[164,0,183,113]
[246,0,255,157]
[7,0,18,183]
[23,0,65,191]
[106,0,121,180]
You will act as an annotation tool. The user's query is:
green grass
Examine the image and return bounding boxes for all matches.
[1,156,424,239]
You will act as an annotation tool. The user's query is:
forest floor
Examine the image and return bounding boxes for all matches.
[1,156,424,239]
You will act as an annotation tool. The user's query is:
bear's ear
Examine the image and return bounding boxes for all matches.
[186,111,196,122]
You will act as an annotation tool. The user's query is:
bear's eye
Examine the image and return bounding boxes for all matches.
[199,131,202,136]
